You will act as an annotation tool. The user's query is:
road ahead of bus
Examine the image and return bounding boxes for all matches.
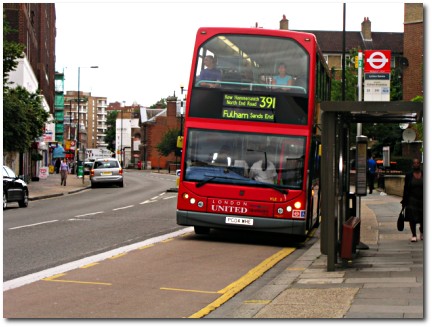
[3,171,309,318]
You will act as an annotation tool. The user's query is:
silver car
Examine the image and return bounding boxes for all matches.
[90,158,124,188]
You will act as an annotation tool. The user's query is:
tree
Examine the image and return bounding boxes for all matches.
[410,95,423,142]
[3,14,49,154]
[330,48,409,156]
[150,98,167,109]
[3,86,49,152]
[104,110,118,152]
[330,48,359,101]
[156,128,179,157]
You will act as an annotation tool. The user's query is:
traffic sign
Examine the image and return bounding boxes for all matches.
[364,50,391,73]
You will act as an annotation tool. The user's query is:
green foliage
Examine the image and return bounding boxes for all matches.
[361,123,404,156]
[330,48,416,155]
[104,110,118,152]
[3,86,49,152]
[390,68,403,100]
[156,128,179,157]
[3,14,49,153]
[330,48,359,101]
[410,95,423,142]
[150,98,167,109]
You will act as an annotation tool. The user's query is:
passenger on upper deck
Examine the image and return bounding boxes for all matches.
[271,62,294,89]
[198,55,222,88]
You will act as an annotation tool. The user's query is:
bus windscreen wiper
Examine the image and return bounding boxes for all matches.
[196,174,288,195]
[196,174,245,188]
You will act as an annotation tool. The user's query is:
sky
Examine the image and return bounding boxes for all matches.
[54,0,409,107]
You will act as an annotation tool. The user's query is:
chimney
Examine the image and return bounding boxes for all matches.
[361,17,372,41]
[280,15,288,30]
[166,95,177,117]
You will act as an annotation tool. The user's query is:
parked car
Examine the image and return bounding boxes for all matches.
[90,158,124,188]
[3,165,29,209]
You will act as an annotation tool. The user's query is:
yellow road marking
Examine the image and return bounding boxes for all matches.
[43,273,111,286]
[189,247,295,318]
[160,287,219,294]
[286,267,305,271]
[80,263,99,269]
[139,244,155,250]
[109,253,127,260]
[162,238,173,243]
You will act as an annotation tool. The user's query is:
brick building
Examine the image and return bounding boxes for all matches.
[3,3,56,113]
[3,3,56,179]
[279,15,404,80]
[64,91,109,150]
[401,3,424,160]
[140,97,181,170]
[402,3,424,101]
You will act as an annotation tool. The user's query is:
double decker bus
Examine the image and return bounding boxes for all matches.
[177,27,331,237]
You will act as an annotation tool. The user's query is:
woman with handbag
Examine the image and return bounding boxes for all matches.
[401,158,423,242]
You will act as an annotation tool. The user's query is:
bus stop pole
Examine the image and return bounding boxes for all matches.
[356,50,363,219]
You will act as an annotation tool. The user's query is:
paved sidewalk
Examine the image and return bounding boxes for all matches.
[27,172,91,201]
[25,175,424,318]
[207,191,424,319]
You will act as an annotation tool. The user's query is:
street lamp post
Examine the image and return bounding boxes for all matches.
[76,66,98,176]
[180,84,187,136]
[69,99,72,140]
[120,101,125,168]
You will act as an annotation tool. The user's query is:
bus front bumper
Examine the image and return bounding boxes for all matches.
[176,210,306,235]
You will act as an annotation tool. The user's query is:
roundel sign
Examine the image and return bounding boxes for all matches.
[364,50,391,73]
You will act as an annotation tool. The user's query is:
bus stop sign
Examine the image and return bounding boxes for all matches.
[364,50,391,73]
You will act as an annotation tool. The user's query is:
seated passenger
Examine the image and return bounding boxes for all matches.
[271,63,294,89]
[198,55,222,88]
[249,158,277,184]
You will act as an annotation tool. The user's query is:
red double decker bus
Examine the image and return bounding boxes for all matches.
[177,27,331,237]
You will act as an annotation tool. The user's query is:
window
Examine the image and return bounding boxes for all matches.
[194,34,309,95]
[184,129,306,189]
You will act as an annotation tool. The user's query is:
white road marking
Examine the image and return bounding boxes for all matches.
[75,212,104,217]
[9,220,58,230]
[3,227,194,291]
[140,200,157,204]
[163,195,177,200]
[113,205,134,211]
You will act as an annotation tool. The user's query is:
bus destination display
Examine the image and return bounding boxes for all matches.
[222,93,276,122]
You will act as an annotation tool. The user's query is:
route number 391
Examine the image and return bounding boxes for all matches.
[259,96,276,109]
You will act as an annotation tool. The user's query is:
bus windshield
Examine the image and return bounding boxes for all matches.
[184,129,306,190]
[194,34,309,94]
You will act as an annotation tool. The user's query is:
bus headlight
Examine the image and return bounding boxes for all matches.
[286,205,292,212]
[197,201,204,208]
[190,198,196,205]
[294,201,302,209]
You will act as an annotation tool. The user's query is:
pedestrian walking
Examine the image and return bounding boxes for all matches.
[401,158,423,242]
[367,155,377,194]
[60,158,69,186]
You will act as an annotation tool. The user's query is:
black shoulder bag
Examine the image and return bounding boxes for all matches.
[397,207,406,231]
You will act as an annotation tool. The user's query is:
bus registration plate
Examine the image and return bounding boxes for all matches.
[226,217,253,226]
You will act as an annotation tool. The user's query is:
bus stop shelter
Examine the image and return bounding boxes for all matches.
[319,101,423,271]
